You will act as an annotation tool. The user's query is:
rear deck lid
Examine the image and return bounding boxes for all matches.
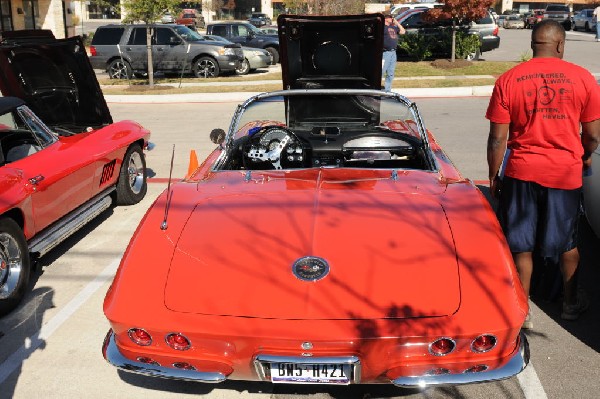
[277,14,384,90]
[164,184,460,320]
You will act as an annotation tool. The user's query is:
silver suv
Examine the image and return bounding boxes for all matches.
[89,24,243,78]
[543,5,572,30]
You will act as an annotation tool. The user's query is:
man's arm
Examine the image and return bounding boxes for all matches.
[487,122,509,198]
[394,19,406,34]
[582,119,600,169]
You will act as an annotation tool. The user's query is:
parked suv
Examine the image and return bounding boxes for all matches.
[247,13,272,27]
[206,21,279,63]
[543,4,572,30]
[89,24,243,78]
[397,9,500,60]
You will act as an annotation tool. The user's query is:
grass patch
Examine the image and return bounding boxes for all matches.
[396,60,519,77]
[98,60,516,94]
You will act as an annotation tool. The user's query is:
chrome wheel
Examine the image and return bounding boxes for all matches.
[0,232,23,300]
[193,57,220,78]
[127,151,145,195]
[116,144,147,205]
[236,59,250,75]
[108,59,132,79]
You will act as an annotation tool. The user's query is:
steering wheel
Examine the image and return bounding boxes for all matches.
[245,126,304,170]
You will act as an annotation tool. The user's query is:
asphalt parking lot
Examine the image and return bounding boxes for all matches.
[1,26,600,399]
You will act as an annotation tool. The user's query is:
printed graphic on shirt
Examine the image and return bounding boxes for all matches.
[516,72,573,120]
[386,26,399,39]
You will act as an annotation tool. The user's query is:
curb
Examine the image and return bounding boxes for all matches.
[104,85,495,103]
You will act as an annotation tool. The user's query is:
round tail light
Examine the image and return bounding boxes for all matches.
[471,334,497,353]
[429,337,456,356]
[128,328,152,346]
[165,333,191,351]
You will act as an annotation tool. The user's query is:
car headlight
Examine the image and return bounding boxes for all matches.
[219,48,237,56]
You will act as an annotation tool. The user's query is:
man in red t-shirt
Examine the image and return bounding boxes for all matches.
[486,20,600,328]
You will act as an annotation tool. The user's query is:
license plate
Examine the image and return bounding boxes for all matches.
[270,362,351,384]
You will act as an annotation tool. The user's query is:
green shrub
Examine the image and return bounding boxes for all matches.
[398,28,482,61]
[398,33,434,61]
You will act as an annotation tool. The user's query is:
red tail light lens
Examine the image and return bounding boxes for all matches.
[429,338,456,356]
[493,26,499,36]
[165,333,191,351]
[471,334,497,353]
[89,46,97,56]
[128,328,152,346]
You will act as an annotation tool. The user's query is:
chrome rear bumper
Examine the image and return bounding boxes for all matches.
[392,332,529,388]
[102,330,226,383]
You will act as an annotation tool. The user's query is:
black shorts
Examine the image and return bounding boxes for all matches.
[497,176,581,258]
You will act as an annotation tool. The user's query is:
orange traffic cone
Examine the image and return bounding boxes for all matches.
[186,150,199,178]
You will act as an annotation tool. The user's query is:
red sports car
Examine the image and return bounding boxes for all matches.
[0,30,151,315]
[103,14,528,388]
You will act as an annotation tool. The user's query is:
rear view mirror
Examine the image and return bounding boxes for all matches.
[210,128,226,145]
[170,37,182,45]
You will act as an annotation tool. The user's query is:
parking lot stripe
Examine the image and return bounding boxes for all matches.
[518,361,548,399]
[0,259,120,384]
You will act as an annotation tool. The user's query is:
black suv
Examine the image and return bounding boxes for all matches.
[397,9,500,60]
[89,24,243,78]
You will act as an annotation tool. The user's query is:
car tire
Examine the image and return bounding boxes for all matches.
[107,59,133,80]
[236,58,251,75]
[193,56,220,78]
[115,144,147,206]
[265,47,279,64]
[0,217,30,316]
[585,22,590,32]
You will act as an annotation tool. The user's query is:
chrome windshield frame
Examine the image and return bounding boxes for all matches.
[212,89,438,172]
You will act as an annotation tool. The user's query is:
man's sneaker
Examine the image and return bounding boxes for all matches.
[561,293,590,321]
[522,310,533,329]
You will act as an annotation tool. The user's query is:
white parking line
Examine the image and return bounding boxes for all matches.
[0,259,120,385]
[518,361,549,399]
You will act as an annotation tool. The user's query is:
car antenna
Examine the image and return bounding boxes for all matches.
[161,144,176,230]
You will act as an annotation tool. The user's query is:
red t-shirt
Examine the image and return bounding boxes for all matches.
[486,57,600,189]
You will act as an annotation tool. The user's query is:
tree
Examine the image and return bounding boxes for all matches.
[121,0,201,85]
[425,0,494,62]
[308,0,366,16]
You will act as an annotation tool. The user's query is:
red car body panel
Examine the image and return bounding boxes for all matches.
[0,121,150,240]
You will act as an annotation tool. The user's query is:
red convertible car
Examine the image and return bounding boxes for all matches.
[103,14,528,388]
[0,30,151,315]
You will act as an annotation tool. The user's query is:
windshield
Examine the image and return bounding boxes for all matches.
[214,91,434,172]
[174,25,204,41]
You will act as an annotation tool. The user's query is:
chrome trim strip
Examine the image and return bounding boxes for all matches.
[253,354,361,384]
[392,333,529,388]
[28,188,115,258]
[102,330,226,383]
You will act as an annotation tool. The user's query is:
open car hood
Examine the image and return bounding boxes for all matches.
[164,185,460,320]
[277,14,384,90]
[0,30,112,130]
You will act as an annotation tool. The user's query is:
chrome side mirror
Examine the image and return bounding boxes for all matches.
[210,128,226,145]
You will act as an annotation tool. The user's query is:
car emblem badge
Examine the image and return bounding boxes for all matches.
[292,256,329,282]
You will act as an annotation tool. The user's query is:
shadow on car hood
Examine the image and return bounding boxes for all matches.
[278,14,384,90]
[0,30,112,130]
[164,179,460,320]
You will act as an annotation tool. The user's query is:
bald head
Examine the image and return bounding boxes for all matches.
[531,20,566,59]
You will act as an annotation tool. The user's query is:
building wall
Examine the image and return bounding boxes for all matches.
[7,0,74,38]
